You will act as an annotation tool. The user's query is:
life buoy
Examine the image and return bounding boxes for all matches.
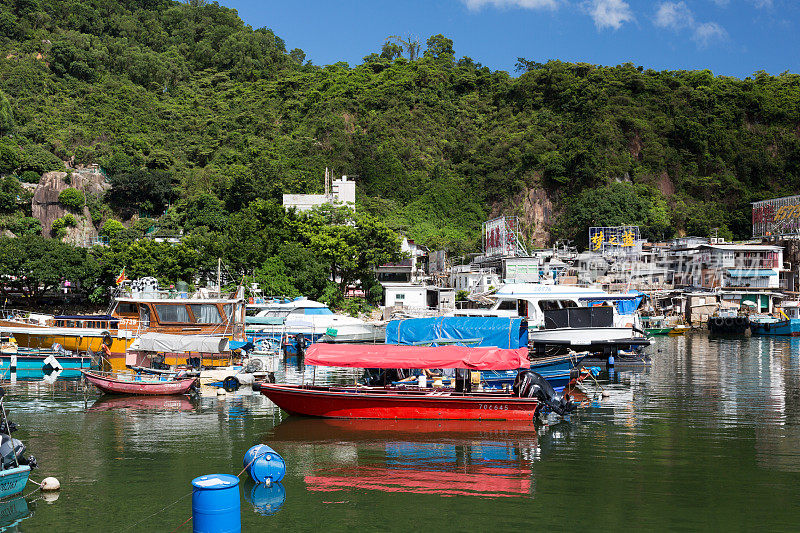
[101,331,113,347]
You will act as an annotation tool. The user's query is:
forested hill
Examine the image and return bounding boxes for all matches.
[1,0,799,262]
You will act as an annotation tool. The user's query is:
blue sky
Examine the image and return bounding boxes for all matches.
[221,0,799,78]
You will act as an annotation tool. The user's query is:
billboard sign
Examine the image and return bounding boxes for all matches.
[589,226,640,254]
[483,216,521,257]
[752,195,800,238]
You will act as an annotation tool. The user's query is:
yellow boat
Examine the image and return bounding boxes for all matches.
[0,287,246,372]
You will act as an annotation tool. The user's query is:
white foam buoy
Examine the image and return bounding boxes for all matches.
[40,477,60,491]
[217,388,226,396]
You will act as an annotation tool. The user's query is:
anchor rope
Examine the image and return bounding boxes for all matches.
[120,489,194,532]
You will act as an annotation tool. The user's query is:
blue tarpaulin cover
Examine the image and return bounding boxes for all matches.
[585,290,645,315]
[615,290,645,315]
[385,317,528,349]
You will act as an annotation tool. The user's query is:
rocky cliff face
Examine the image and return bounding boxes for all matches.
[490,179,555,249]
[31,164,109,244]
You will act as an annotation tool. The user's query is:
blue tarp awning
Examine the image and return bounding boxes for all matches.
[585,290,645,315]
[229,340,254,351]
[385,317,528,349]
[726,269,777,276]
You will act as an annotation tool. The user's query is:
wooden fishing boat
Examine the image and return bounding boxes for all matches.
[260,383,540,420]
[81,370,197,395]
[258,344,577,421]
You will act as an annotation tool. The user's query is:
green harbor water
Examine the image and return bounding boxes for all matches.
[4,333,800,531]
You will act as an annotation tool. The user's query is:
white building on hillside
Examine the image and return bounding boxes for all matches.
[282,169,356,212]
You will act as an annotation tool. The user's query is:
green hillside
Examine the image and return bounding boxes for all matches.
[0,0,798,301]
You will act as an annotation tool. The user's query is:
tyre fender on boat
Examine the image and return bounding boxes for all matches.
[101,331,113,347]
[223,376,240,392]
[724,317,734,327]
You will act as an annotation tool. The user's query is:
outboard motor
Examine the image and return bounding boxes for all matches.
[0,388,35,469]
[513,370,576,417]
[0,434,34,468]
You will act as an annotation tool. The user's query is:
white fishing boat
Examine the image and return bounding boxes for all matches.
[245,297,383,343]
[452,283,649,354]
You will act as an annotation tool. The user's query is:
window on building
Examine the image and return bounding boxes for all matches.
[395,294,405,300]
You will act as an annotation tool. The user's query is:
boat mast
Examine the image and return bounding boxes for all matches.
[217,258,222,298]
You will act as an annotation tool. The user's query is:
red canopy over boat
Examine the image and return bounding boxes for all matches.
[305,344,529,370]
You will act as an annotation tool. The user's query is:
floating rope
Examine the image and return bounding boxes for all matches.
[120,490,194,532]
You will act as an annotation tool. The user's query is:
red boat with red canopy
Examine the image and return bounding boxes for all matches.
[257,344,542,421]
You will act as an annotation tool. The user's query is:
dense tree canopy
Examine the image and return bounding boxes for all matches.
[0,0,797,301]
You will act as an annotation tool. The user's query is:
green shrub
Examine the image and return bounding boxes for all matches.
[62,213,77,227]
[58,188,85,211]
[6,216,41,236]
[18,170,40,184]
[21,145,63,174]
[50,217,66,238]
[100,219,125,238]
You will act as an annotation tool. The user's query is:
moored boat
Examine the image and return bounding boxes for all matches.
[246,297,383,343]
[1,277,247,372]
[640,316,674,336]
[750,301,800,336]
[707,311,749,335]
[81,370,197,395]
[259,343,577,421]
[0,388,36,499]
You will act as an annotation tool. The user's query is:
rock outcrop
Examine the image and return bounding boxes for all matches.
[490,177,555,249]
[31,164,110,244]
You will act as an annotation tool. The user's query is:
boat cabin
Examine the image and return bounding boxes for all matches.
[53,315,119,330]
[112,298,245,336]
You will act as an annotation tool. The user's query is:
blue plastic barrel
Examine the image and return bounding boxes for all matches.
[191,474,241,533]
[244,480,286,516]
[243,445,286,484]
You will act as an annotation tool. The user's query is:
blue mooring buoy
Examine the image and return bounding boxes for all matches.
[244,479,286,516]
[191,474,241,533]
[243,445,286,485]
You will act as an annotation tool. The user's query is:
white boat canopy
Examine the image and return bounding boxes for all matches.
[132,333,229,353]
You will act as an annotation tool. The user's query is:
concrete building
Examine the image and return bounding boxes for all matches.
[282,172,356,212]
[697,244,783,289]
[376,237,429,284]
[450,265,501,293]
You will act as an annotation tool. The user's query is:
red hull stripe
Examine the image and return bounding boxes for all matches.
[260,384,538,421]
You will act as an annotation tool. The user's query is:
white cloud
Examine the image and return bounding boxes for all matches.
[463,0,558,10]
[588,0,634,30]
[655,2,694,30]
[692,21,727,46]
[654,2,727,47]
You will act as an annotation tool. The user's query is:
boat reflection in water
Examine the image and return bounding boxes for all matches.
[88,395,196,412]
[270,418,540,499]
[0,494,32,530]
